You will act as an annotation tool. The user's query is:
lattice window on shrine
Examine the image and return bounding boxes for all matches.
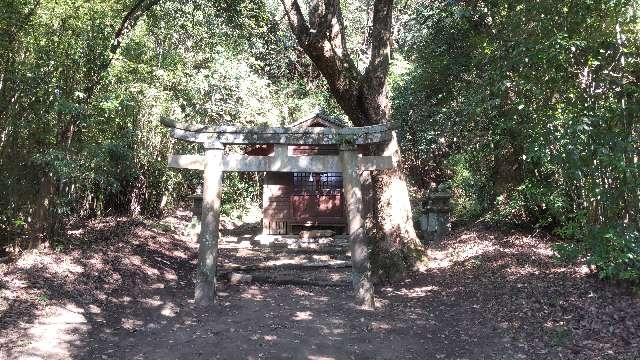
[319,173,342,195]
[293,172,342,195]
[293,172,315,195]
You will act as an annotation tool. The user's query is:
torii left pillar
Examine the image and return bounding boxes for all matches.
[194,142,224,306]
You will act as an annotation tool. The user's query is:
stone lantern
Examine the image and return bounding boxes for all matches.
[187,192,203,221]
[186,186,203,240]
[419,185,451,243]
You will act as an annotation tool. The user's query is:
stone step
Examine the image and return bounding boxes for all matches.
[220,259,350,272]
[221,268,350,287]
[251,234,349,249]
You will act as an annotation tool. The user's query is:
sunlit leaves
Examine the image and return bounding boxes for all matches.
[392,0,640,281]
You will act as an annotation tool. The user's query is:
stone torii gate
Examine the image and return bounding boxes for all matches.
[161,118,396,309]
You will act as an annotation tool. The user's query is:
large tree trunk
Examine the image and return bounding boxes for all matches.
[281,0,423,281]
[370,133,422,280]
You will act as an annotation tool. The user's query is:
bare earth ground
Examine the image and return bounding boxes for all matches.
[1,212,639,360]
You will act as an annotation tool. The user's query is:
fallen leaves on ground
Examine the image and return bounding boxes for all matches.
[1,215,638,359]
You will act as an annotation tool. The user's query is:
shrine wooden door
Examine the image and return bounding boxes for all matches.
[291,172,344,225]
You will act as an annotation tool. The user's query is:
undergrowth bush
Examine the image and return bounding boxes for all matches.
[394,0,640,282]
[556,223,640,283]
[221,172,261,218]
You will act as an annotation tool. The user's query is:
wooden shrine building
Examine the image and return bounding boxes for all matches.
[247,109,351,235]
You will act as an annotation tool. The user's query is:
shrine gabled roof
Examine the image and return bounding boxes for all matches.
[289,108,348,129]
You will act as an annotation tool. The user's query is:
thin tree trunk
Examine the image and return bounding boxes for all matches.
[31,173,55,247]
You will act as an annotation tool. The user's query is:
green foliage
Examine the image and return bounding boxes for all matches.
[220,173,260,218]
[2,0,637,286]
[393,0,640,281]
[556,223,640,283]
[447,153,492,221]
[588,227,640,282]
[0,0,338,244]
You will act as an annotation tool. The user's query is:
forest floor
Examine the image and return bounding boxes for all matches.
[1,211,639,360]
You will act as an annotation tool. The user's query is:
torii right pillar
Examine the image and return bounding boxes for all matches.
[339,144,375,309]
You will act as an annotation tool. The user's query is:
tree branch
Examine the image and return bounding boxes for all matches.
[84,0,161,109]
[280,0,362,123]
[360,0,394,125]
[281,0,310,45]
[366,0,393,87]
[62,0,161,148]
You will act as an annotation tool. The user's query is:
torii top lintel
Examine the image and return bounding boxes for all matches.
[160,118,392,146]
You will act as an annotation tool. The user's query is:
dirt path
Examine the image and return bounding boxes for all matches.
[1,213,638,359]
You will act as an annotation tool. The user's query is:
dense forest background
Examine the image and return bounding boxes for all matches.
[1,0,638,282]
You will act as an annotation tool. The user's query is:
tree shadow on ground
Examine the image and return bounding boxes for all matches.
[381,228,640,359]
[1,221,638,360]
[0,215,198,359]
